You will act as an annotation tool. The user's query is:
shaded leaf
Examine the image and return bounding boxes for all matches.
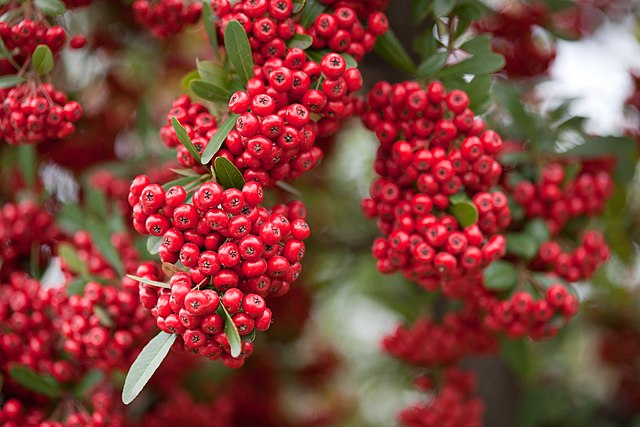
[483,261,518,291]
[300,0,326,27]
[0,74,24,89]
[93,306,114,328]
[202,2,220,58]
[87,217,124,277]
[126,274,171,289]
[16,144,36,188]
[190,79,232,103]
[58,242,90,278]
[214,156,245,190]
[9,365,61,399]
[287,33,313,50]
[374,28,417,74]
[73,370,103,398]
[171,116,202,163]
[292,0,306,14]
[224,20,254,85]
[146,236,162,255]
[201,113,239,164]
[450,201,478,227]
[416,51,448,77]
[524,219,551,246]
[66,277,87,296]
[220,304,242,358]
[34,0,65,16]
[434,0,456,16]
[506,233,539,260]
[31,45,54,75]
[122,332,176,404]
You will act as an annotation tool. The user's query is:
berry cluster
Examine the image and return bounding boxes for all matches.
[0,20,80,59]
[531,230,610,282]
[381,312,497,367]
[309,8,388,61]
[0,200,62,279]
[398,368,484,427]
[361,81,509,286]
[128,176,310,365]
[0,83,82,145]
[132,0,202,38]
[474,3,556,78]
[512,163,613,234]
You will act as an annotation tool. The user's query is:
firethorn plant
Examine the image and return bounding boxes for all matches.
[0,0,638,426]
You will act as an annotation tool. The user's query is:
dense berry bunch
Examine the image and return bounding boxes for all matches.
[398,368,484,427]
[474,3,556,78]
[361,81,509,286]
[530,230,610,282]
[308,8,388,61]
[0,83,82,145]
[132,0,202,38]
[0,200,62,279]
[512,163,614,234]
[129,176,310,365]
[381,312,496,367]
[0,20,76,59]
[318,0,389,18]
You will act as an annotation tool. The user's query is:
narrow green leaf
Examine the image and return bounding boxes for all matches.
[9,365,61,399]
[483,260,518,291]
[86,217,125,277]
[202,2,220,58]
[201,113,239,164]
[126,274,171,289]
[300,0,326,27]
[73,370,103,398]
[275,181,302,197]
[181,70,200,92]
[374,28,417,74]
[287,33,313,50]
[66,277,87,296]
[122,331,176,405]
[58,242,90,278]
[171,116,202,163]
[196,59,226,85]
[437,52,505,78]
[0,74,24,89]
[16,144,36,188]
[93,306,114,328]
[434,0,456,16]
[416,52,448,77]
[146,236,163,255]
[161,175,202,192]
[34,0,65,16]
[220,304,242,358]
[292,0,306,14]
[524,219,551,247]
[214,156,245,190]
[224,20,254,85]
[86,187,108,221]
[190,79,232,103]
[169,168,200,177]
[449,201,478,227]
[31,44,54,75]
[506,233,539,260]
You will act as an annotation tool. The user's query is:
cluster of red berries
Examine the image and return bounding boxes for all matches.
[0,200,61,279]
[128,176,310,365]
[381,311,496,367]
[308,8,388,61]
[0,20,80,59]
[512,163,614,234]
[361,81,509,286]
[132,0,202,38]
[474,3,556,78]
[0,83,83,145]
[0,388,126,427]
[398,368,484,427]
[477,283,578,340]
[318,0,389,18]
[531,230,610,282]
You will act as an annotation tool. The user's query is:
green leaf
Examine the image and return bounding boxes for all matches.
[9,365,61,399]
[161,176,202,192]
[374,28,417,75]
[493,83,538,146]
[505,233,539,260]
[241,329,256,343]
[416,52,448,77]
[86,217,125,277]
[202,2,220,58]
[341,53,358,70]
[220,304,242,358]
[292,0,306,13]
[190,79,232,103]
[126,274,171,289]
[524,219,551,247]
[214,156,245,190]
[196,59,226,85]
[93,306,114,327]
[122,331,176,405]
[483,260,518,291]
[58,242,90,278]
[169,168,200,177]
[287,33,313,50]
[171,116,202,163]
[449,201,478,227]
[34,0,65,16]
[66,277,87,296]
[434,0,456,16]
[86,187,108,221]
[16,144,36,188]
[146,236,163,255]
[437,52,505,78]
[201,114,239,164]
[73,370,103,398]
[300,0,326,27]
[180,70,200,92]
[0,74,24,89]
[224,20,255,85]
[31,44,54,75]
